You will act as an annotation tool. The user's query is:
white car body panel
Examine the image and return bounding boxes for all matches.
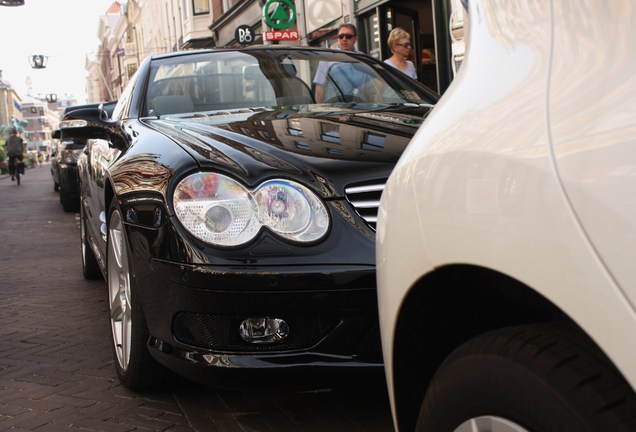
[377,0,636,428]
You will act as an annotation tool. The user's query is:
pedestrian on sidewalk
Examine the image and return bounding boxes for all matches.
[313,23,366,103]
[384,27,418,79]
[5,128,24,181]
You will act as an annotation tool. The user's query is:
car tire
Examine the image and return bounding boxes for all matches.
[107,199,167,390]
[80,203,102,280]
[52,167,60,191]
[416,322,636,432]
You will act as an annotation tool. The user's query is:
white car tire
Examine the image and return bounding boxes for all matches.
[417,322,636,432]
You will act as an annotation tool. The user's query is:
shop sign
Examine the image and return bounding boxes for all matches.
[235,25,254,45]
[263,0,296,30]
[264,30,299,41]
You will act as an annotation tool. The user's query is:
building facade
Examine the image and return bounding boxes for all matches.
[0,70,24,134]
[21,97,59,155]
[87,0,461,103]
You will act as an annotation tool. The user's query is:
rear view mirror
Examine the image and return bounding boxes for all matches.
[59,107,128,150]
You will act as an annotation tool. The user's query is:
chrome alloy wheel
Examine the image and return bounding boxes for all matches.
[454,417,530,432]
[107,209,132,371]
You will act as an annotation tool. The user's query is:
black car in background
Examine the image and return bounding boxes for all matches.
[58,47,437,390]
[51,102,116,212]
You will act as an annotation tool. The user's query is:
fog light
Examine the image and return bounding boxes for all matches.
[239,317,289,344]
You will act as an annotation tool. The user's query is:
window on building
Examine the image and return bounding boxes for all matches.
[127,64,138,79]
[287,119,303,137]
[240,127,254,137]
[295,141,311,151]
[258,130,274,141]
[223,0,239,13]
[362,132,385,152]
[359,11,381,59]
[320,122,340,144]
[193,0,209,15]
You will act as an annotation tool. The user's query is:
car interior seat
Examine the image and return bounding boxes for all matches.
[275,63,314,105]
[151,95,195,116]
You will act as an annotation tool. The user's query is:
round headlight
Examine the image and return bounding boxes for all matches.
[255,180,329,242]
[255,182,311,233]
[174,173,260,246]
[174,173,330,247]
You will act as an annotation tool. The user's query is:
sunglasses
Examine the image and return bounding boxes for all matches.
[396,42,412,48]
[338,33,355,40]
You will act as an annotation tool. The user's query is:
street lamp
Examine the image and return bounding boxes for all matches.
[29,54,48,69]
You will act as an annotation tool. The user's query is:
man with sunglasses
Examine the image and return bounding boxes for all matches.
[334,23,358,52]
[313,23,364,103]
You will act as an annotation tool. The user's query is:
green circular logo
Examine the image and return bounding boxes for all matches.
[263,0,296,30]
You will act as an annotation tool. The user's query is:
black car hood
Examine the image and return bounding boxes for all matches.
[145,104,431,196]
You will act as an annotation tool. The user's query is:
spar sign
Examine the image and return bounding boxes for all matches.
[263,0,299,41]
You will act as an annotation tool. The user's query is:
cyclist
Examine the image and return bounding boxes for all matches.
[5,128,24,181]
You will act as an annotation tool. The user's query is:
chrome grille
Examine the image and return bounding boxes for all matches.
[344,181,385,231]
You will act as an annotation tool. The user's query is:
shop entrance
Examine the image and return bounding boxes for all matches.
[358,0,453,94]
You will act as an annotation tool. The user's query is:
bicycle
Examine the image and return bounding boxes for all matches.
[9,157,24,186]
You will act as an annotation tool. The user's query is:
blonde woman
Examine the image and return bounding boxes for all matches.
[384,27,417,79]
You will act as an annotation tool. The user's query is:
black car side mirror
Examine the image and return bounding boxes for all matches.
[58,107,128,151]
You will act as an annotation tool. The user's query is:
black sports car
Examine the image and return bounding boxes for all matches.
[58,47,436,390]
[50,131,83,211]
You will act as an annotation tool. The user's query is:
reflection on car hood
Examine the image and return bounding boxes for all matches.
[145,105,431,190]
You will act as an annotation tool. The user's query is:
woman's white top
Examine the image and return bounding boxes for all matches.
[384,58,417,79]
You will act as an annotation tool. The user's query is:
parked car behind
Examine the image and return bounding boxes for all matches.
[51,102,116,212]
[377,1,636,431]
[58,46,438,390]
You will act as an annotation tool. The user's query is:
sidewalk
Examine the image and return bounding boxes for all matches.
[0,164,194,432]
[0,161,42,181]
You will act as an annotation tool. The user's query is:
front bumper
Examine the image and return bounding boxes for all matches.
[137,258,382,380]
[118,191,382,383]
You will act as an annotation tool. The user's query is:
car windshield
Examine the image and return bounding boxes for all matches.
[143,49,435,117]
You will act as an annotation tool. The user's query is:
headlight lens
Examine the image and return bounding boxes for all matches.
[174,173,259,246]
[174,173,329,247]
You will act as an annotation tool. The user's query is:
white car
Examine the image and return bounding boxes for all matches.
[376,1,636,431]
